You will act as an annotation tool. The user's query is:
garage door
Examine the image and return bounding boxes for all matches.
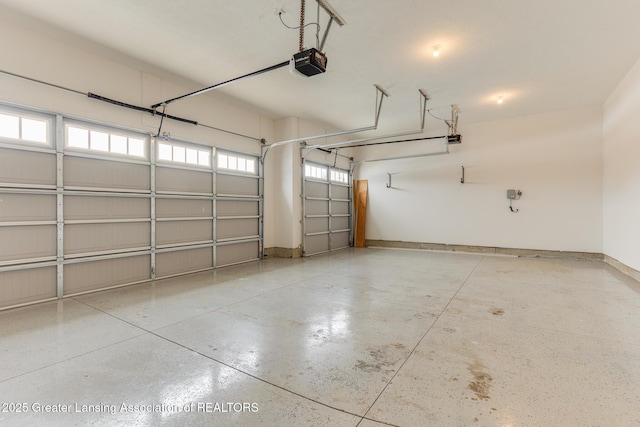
[0,103,263,310]
[215,151,261,266]
[0,107,58,308]
[302,162,352,256]
[154,138,214,278]
[61,120,153,295]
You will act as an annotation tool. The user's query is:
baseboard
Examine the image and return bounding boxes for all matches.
[365,239,604,261]
[604,255,640,283]
[263,247,303,259]
[265,241,638,283]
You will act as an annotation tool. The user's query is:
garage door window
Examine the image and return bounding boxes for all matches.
[0,112,49,145]
[305,164,328,180]
[157,141,211,167]
[66,124,146,158]
[330,169,348,183]
[217,152,256,175]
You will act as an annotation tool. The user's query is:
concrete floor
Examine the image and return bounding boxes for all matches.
[1,248,639,426]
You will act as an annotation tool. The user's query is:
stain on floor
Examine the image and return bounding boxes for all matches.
[354,347,397,373]
[467,360,493,400]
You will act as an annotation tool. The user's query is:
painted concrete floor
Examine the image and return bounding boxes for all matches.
[1,248,639,426]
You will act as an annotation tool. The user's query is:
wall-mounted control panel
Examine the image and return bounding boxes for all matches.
[507,189,522,200]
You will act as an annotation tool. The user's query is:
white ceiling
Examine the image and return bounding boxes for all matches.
[2,0,640,136]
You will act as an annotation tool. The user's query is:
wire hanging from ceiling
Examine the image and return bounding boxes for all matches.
[427,106,461,137]
[427,109,448,122]
[278,12,319,30]
[278,0,321,51]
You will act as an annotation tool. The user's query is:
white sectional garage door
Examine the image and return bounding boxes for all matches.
[0,107,58,308]
[0,103,262,310]
[214,151,261,267]
[62,119,153,295]
[154,139,214,279]
[302,162,352,256]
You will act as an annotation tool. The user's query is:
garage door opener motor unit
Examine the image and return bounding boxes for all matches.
[293,48,328,76]
[290,0,343,77]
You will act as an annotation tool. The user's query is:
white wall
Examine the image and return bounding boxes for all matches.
[603,57,640,271]
[266,117,300,250]
[356,106,604,253]
[0,10,270,156]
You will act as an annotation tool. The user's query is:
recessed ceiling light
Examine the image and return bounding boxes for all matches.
[432,45,441,57]
[497,96,504,104]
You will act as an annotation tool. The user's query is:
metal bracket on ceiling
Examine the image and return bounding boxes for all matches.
[318,0,346,26]
[447,104,460,136]
[302,88,431,154]
[373,84,389,128]
[317,0,346,51]
[418,89,430,130]
[261,84,390,162]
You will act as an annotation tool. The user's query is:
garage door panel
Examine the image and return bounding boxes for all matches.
[217,174,258,196]
[305,181,329,198]
[332,185,349,199]
[65,223,151,255]
[216,242,259,266]
[217,218,259,240]
[64,196,149,220]
[0,193,56,221]
[156,167,212,194]
[332,201,349,215]
[155,247,212,278]
[306,217,329,234]
[156,220,212,246]
[306,200,329,215]
[331,231,350,249]
[0,226,56,262]
[304,234,329,255]
[64,255,151,295]
[0,148,56,187]
[331,216,349,231]
[217,200,258,216]
[64,157,150,191]
[0,266,56,309]
[156,198,212,218]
